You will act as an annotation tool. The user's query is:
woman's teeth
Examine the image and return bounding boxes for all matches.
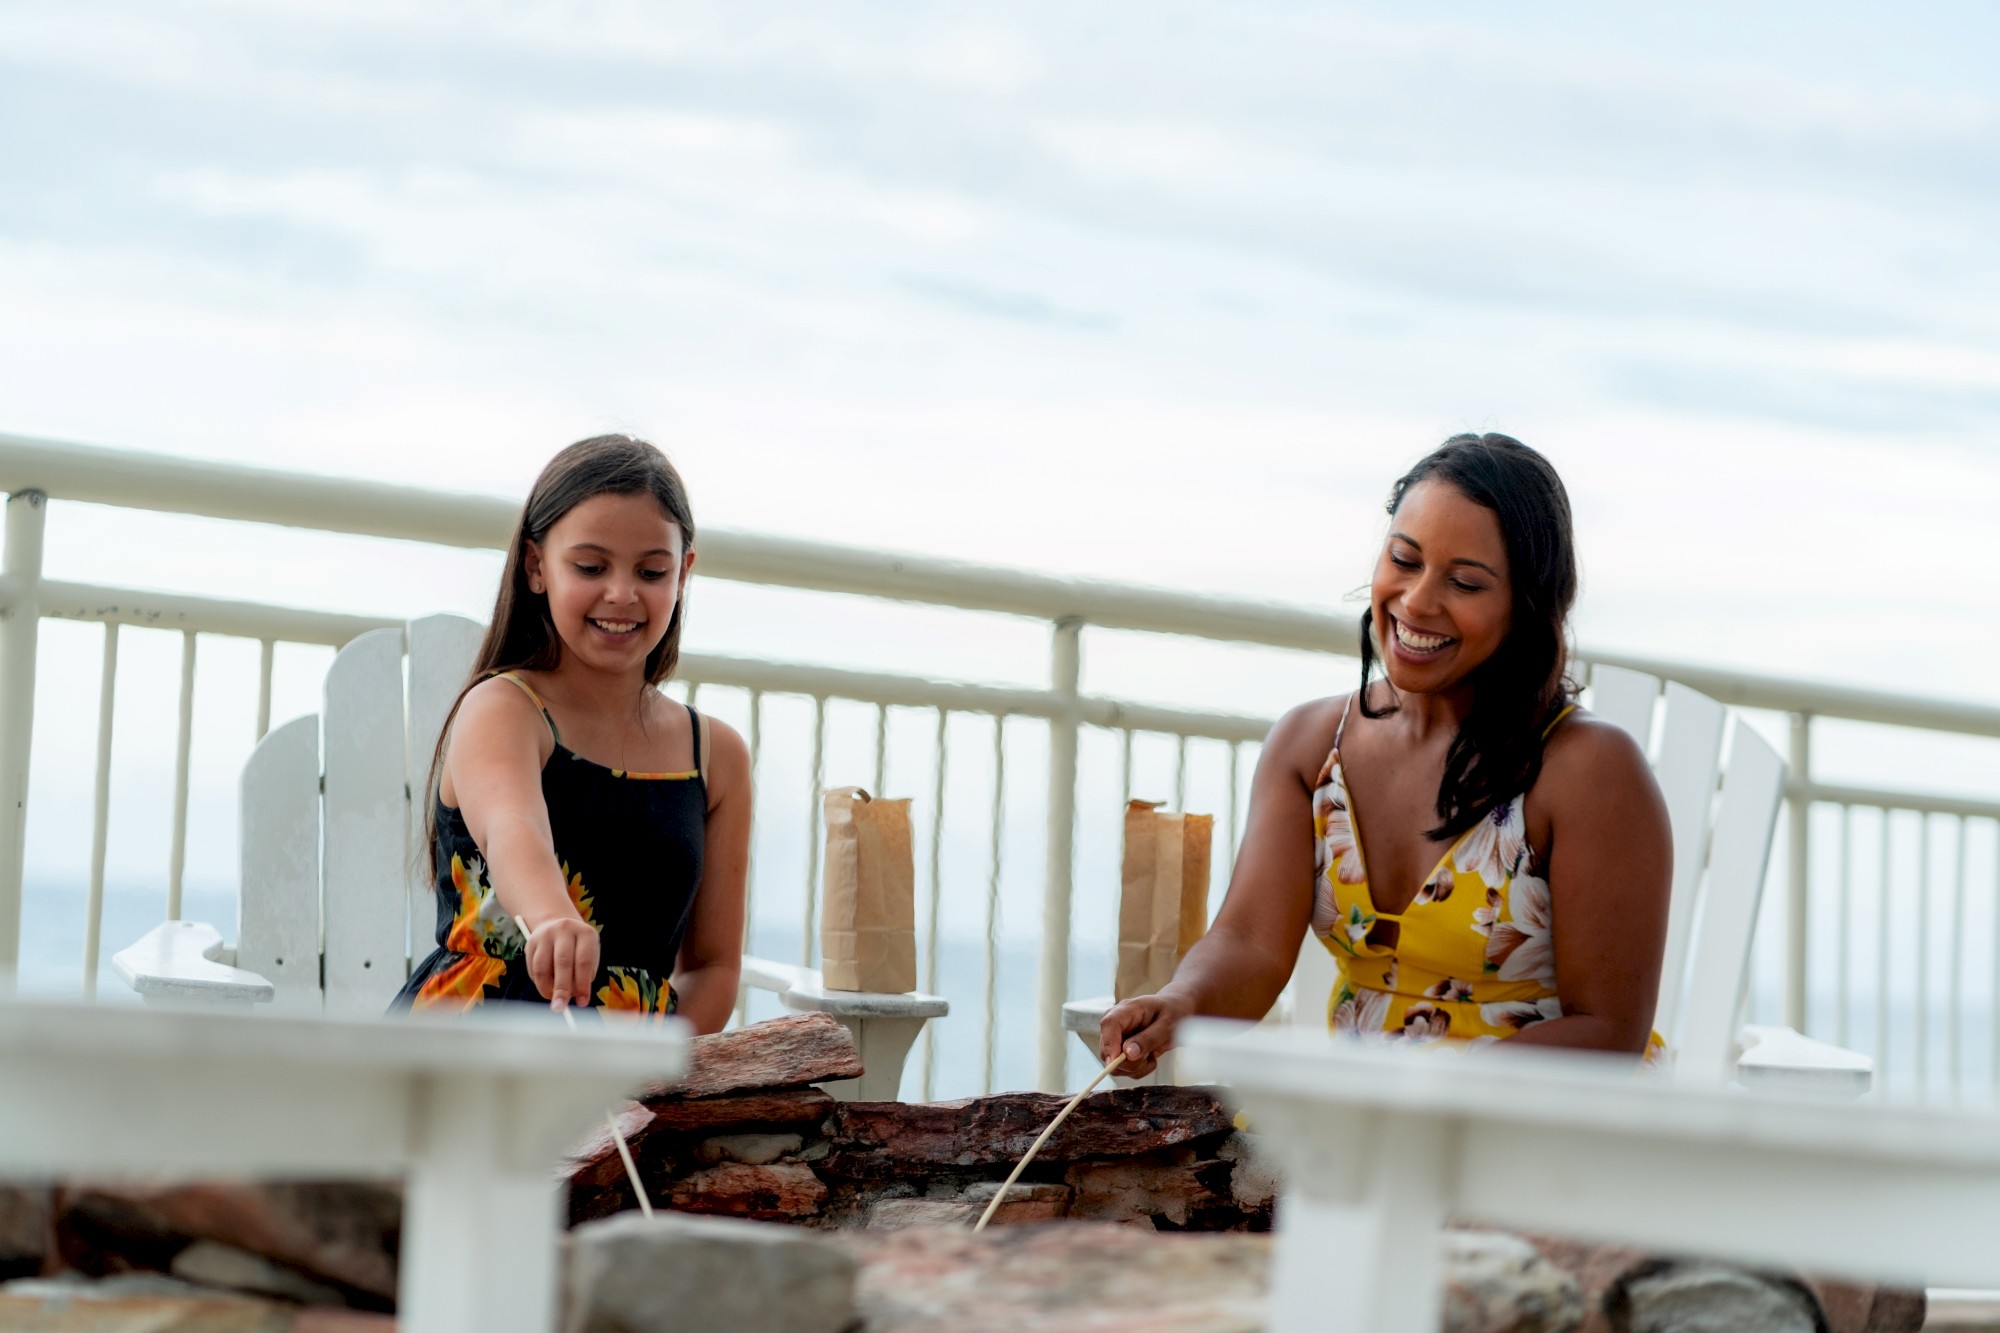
[590,618,641,635]
[1393,619,1453,653]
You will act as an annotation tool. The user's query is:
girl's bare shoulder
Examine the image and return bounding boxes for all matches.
[1265,693,1355,773]
[1538,706,1656,801]
[453,674,554,748]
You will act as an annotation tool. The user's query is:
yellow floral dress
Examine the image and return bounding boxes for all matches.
[1311,697,1655,1050]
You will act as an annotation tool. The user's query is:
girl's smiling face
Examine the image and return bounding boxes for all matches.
[525,492,691,676]
[1370,479,1513,697]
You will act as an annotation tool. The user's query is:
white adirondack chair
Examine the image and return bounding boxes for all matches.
[1065,668,1871,1092]
[113,613,945,1101]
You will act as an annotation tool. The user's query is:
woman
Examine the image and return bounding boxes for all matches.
[1101,433,1670,1073]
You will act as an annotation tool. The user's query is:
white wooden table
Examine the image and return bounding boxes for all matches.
[1179,1020,2000,1333]
[0,998,686,1333]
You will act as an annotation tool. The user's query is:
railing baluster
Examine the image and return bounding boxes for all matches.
[1835,804,1853,1048]
[1876,809,1892,1094]
[1037,619,1081,1092]
[685,681,700,710]
[984,713,1007,1096]
[1120,728,1134,803]
[734,688,763,1027]
[167,631,197,921]
[801,696,827,968]
[0,488,47,992]
[1784,713,1811,1031]
[1228,741,1243,860]
[1950,815,1969,1099]
[1991,817,2000,1096]
[920,707,949,1101]
[874,703,888,794]
[1173,735,1188,812]
[82,622,119,1000]
[1917,812,1933,1097]
[255,639,274,740]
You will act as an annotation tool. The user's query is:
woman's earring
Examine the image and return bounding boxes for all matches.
[529,579,544,594]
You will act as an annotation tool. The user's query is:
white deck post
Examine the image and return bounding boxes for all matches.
[1786,713,1812,1031]
[1262,1102,1452,1333]
[0,488,46,992]
[402,1073,566,1333]
[1038,617,1082,1091]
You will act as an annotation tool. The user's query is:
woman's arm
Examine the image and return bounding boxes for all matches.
[1504,716,1672,1055]
[670,717,751,1035]
[1098,699,1335,1076]
[446,678,598,1007]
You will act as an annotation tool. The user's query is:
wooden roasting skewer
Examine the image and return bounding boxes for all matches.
[561,999,655,1219]
[972,1052,1127,1233]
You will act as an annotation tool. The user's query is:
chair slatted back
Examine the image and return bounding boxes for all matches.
[1675,720,1784,1082]
[322,628,409,1017]
[236,714,321,1014]
[235,614,485,1016]
[1651,682,1726,1033]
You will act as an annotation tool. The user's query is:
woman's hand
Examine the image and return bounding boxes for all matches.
[524,915,600,1009]
[1099,991,1195,1078]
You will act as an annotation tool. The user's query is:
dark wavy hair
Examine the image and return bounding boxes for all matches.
[1358,433,1578,842]
[425,434,695,853]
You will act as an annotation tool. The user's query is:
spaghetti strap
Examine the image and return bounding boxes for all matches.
[688,704,707,778]
[1540,702,1578,739]
[1333,693,1355,749]
[494,671,561,747]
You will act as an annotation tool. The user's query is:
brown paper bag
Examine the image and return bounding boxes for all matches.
[1115,799,1214,1000]
[819,786,918,993]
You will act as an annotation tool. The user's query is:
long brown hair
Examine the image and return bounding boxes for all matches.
[1357,432,1578,841]
[424,434,696,854]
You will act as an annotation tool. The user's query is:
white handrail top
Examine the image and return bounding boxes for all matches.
[0,994,691,1082]
[1178,1019,2000,1166]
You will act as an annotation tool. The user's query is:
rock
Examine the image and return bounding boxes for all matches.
[0,1271,295,1332]
[665,1163,828,1221]
[1064,1154,1234,1228]
[56,1182,399,1302]
[0,1184,52,1278]
[1217,1135,1278,1213]
[645,1013,862,1100]
[824,1086,1234,1178]
[696,1133,804,1167]
[171,1239,347,1306]
[1609,1263,1820,1333]
[837,1220,1270,1331]
[647,1088,836,1133]
[1443,1231,1584,1333]
[867,1183,1070,1231]
[562,1211,856,1333]
[1804,1277,1925,1333]
[561,1101,658,1191]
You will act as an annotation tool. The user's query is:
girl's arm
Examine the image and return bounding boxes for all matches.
[445,678,599,1006]
[1503,716,1671,1055]
[670,716,751,1035]
[1098,699,1332,1076]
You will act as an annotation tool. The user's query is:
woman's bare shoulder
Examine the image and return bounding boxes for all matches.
[1264,693,1354,768]
[1539,706,1657,798]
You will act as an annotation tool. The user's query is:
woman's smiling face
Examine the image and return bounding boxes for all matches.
[1369,478,1513,697]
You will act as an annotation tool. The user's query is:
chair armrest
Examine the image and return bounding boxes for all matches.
[777,968,949,1021]
[740,954,809,995]
[113,921,276,1006]
[1735,1023,1873,1096]
[1064,995,1114,1037]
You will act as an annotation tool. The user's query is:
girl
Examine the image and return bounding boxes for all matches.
[396,435,751,1033]
[1102,433,1671,1071]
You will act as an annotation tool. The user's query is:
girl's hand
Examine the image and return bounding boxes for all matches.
[524,915,600,1009]
[1099,992,1195,1078]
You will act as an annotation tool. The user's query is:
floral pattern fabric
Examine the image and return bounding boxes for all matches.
[1310,702,1663,1056]
[395,676,706,1023]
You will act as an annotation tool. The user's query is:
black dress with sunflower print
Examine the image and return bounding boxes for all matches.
[394,673,705,1020]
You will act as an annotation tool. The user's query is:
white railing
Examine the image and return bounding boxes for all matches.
[6,432,2000,1099]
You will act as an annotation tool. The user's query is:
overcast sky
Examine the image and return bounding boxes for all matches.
[6,3,2000,1014]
